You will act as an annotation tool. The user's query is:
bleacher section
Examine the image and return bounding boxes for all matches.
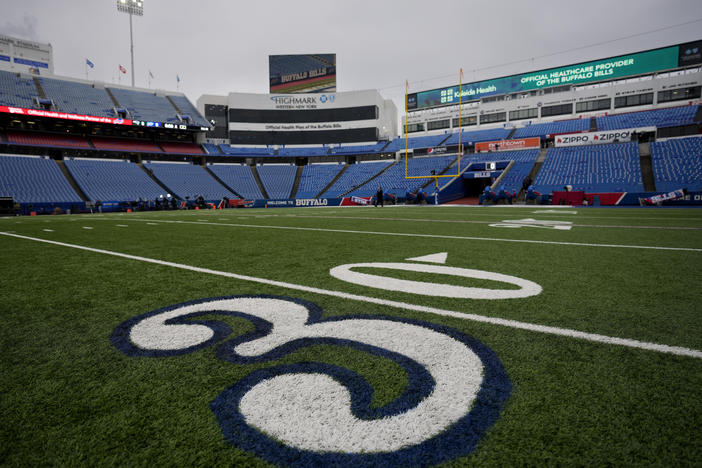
[220,146,274,156]
[6,131,91,149]
[208,164,264,199]
[650,137,702,192]
[256,164,297,198]
[512,119,589,138]
[347,155,457,197]
[443,127,512,145]
[464,150,540,192]
[166,94,210,127]
[383,134,449,152]
[597,105,698,131]
[321,160,393,197]
[203,143,222,155]
[39,77,115,117]
[64,158,164,202]
[0,154,82,203]
[296,163,346,198]
[534,142,643,194]
[143,162,235,201]
[330,142,389,155]
[0,70,39,108]
[159,142,203,154]
[277,146,329,157]
[109,87,180,123]
[91,137,161,153]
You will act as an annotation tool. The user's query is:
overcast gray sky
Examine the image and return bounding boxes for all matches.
[2,0,701,116]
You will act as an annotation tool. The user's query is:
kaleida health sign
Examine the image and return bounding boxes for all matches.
[475,137,540,152]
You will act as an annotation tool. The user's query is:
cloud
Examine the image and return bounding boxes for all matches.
[0,13,39,41]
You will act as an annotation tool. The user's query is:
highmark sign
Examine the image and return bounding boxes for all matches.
[409,41,697,110]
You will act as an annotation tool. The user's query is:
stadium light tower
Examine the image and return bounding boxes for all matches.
[116,0,144,87]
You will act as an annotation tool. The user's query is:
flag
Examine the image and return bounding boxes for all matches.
[460,68,464,80]
[176,74,180,83]
[149,70,154,79]
[86,58,94,68]
[119,64,126,74]
[405,79,408,91]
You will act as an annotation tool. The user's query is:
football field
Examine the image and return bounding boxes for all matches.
[1,205,701,466]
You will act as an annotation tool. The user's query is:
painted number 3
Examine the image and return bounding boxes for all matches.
[111,295,511,467]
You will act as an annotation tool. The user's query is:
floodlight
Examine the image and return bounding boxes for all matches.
[116,0,144,87]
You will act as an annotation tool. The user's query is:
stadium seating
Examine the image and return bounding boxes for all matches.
[256,164,297,198]
[296,163,346,198]
[38,77,115,117]
[143,161,235,201]
[0,154,82,203]
[0,70,39,108]
[383,134,450,152]
[277,146,329,156]
[471,150,540,193]
[443,127,512,145]
[650,137,702,192]
[91,137,161,153]
[208,164,264,199]
[534,142,643,193]
[596,105,698,130]
[203,143,222,155]
[166,94,211,127]
[321,160,393,197]
[512,119,589,138]
[6,131,91,149]
[64,158,164,202]
[347,155,457,197]
[220,145,274,156]
[159,142,203,154]
[330,142,390,155]
[108,87,180,123]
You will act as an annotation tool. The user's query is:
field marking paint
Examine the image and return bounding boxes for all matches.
[102,217,702,252]
[489,219,574,231]
[1,230,700,360]
[42,229,54,232]
[116,224,128,227]
[533,210,578,215]
[407,252,447,264]
[146,223,158,225]
[82,226,93,230]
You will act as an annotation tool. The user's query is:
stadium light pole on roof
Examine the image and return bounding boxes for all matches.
[116,0,143,88]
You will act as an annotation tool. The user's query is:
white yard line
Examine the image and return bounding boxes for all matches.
[100,217,702,252]
[1,230,700,360]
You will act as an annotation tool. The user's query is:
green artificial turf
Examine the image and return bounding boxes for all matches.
[1,205,701,466]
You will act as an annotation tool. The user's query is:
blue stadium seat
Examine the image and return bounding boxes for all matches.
[166,94,210,128]
[330,142,389,155]
[513,119,589,138]
[296,163,345,198]
[383,134,450,152]
[534,142,643,194]
[64,158,164,202]
[347,155,457,197]
[208,164,264,199]
[257,164,297,198]
[443,127,512,145]
[219,145,274,156]
[322,161,393,197]
[143,162,235,201]
[0,70,40,108]
[650,137,702,192]
[39,78,115,117]
[109,87,180,123]
[596,106,697,131]
[0,154,82,203]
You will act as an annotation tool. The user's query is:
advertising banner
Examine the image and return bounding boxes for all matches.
[475,137,540,152]
[409,43,685,110]
[0,105,132,125]
[269,54,336,94]
[553,127,652,147]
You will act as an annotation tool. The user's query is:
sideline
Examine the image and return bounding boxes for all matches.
[1,230,700,359]
[99,217,702,252]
